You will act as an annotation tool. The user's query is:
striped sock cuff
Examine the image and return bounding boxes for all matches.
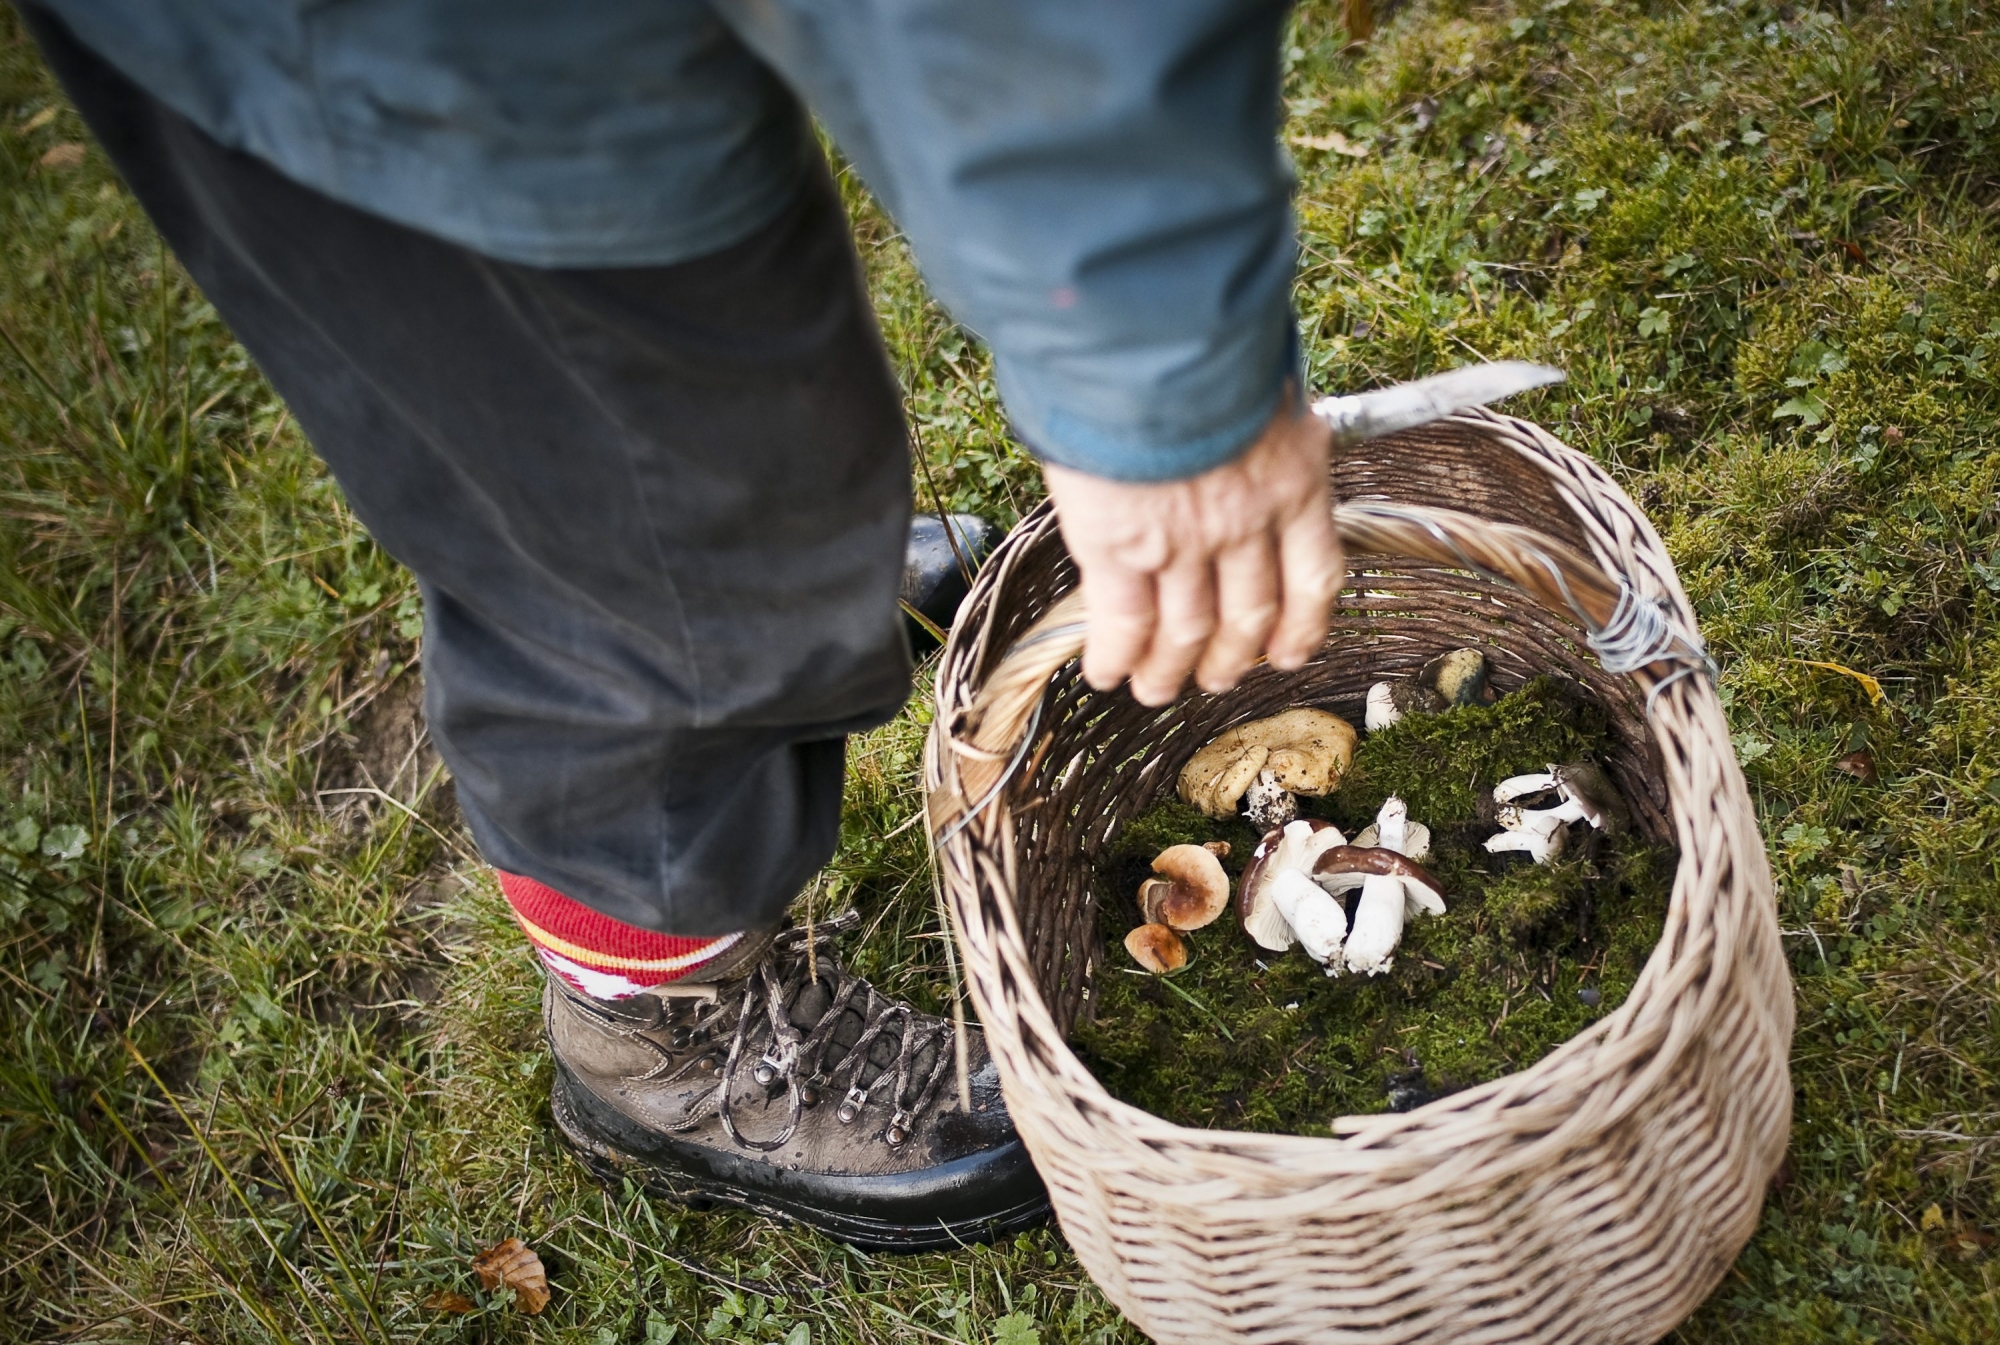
[497,870,741,1001]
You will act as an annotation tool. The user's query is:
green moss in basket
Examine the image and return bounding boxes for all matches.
[1070,679,1674,1135]
[1316,676,1611,830]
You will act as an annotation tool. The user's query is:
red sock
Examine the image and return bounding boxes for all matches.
[498,871,743,1000]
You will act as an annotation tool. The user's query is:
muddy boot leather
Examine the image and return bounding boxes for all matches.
[546,915,1047,1250]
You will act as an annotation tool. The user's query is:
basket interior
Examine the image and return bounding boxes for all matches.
[976,419,1672,1037]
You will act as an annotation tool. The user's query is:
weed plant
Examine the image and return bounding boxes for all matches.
[2,0,1998,1341]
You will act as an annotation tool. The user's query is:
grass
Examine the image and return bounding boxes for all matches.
[1,0,1997,1340]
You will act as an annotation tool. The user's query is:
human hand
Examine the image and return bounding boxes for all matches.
[1040,387,1343,706]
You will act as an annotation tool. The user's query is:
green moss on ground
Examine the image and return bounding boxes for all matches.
[1072,680,1671,1133]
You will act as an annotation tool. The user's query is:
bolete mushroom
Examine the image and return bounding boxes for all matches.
[1136,844,1232,931]
[1125,923,1187,974]
[1178,709,1358,821]
[1236,818,1349,952]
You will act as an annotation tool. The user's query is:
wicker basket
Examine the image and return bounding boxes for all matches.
[924,410,1793,1345]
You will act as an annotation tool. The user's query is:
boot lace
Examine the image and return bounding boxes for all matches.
[583,913,957,1153]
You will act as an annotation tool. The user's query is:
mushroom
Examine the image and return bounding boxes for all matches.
[1336,798,1443,975]
[1267,868,1349,969]
[1419,648,1493,707]
[1552,761,1628,835]
[1236,818,1349,952]
[1309,845,1446,916]
[1242,770,1297,830]
[1178,709,1358,821]
[1483,760,1628,864]
[1483,804,1569,864]
[1125,923,1187,974]
[1352,815,1433,863]
[1136,844,1232,931]
[1364,680,1445,731]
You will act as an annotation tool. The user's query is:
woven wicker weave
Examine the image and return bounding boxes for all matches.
[924,411,1793,1345]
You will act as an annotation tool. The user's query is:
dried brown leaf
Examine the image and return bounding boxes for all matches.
[38,142,85,170]
[471,1236,550,1314]
[1834,750,1878,783]
[422,1290,476,1314]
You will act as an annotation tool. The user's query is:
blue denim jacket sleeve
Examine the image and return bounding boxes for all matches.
[722,0,1303,483]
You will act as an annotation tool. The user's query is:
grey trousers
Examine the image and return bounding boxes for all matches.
[32,8,914,935]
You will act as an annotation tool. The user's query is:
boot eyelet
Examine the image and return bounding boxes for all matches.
[836,1085,869,1124]
[752,1042,796,1086]
[799,1080,822,1107]
[669,1027,692,1048]
[886,1108,915,1147]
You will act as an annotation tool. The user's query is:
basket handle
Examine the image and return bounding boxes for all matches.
[937,499,1708,831]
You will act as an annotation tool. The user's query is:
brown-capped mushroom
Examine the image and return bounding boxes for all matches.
[1310,845,1446,913]
[1236,818,1348,951]
[1136,844,1231,931]
[1419,648,1493,707]
[1341,798,1435,974]
[1125,922,1187,974]
[1178,709,1358,820]
[1268,868,1348,969]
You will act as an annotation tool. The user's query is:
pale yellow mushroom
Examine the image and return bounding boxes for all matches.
[1177,708,1358,820]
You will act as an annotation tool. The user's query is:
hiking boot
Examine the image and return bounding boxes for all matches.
[546,914,1048,1250]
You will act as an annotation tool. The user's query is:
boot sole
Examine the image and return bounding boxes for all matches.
[550,1061,1049,1252]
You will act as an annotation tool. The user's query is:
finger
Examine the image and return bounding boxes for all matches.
[1129,561,1216,706]
[1079,564,1157,692]
[1270,500,1342,669]
[1195,533,1280,693]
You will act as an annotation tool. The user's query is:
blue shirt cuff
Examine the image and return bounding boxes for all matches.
[1004,320,1302,484]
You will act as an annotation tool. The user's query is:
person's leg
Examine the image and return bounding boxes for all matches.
[24,5,910,947]
[25,5,1046,1247]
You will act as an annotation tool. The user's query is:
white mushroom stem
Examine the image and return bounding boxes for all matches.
[1269,869,1348,968]
[1343,871,1405,975]
[1243,769,1297,831]
[1375,797,1409,853]
[1365,682,1402,731]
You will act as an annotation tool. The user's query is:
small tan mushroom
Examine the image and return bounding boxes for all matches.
[1136,844,1231,931]
[1178,708,1358,819]
[1125,922,1187,974]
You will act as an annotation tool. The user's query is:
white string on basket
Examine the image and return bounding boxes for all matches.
[1586,581,1719,711]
